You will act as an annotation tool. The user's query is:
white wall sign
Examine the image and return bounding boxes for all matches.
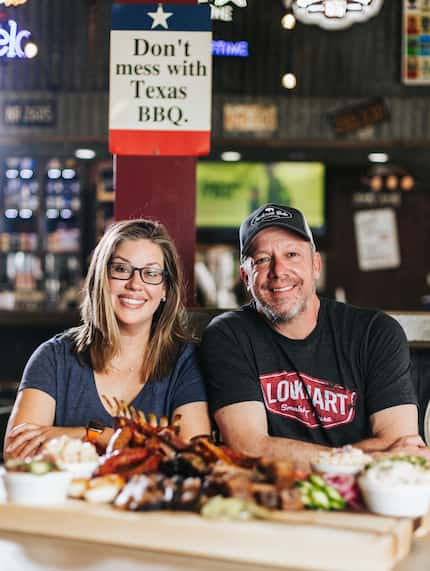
[354,208,401,271]
[109,3,212,156]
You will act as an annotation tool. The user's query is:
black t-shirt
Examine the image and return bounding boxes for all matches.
[200,298,417,447]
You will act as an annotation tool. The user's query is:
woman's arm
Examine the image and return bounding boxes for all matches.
[172,401,211,442]
[4,388,86,460]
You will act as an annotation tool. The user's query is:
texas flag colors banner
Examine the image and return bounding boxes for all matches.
[109,3,212,156]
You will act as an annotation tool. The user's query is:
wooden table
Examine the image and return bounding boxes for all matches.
[1,528,430,571]
[0,499,428,571]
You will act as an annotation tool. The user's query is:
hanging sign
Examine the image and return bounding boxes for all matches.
[109,3,212,156]
[403,0,430,84]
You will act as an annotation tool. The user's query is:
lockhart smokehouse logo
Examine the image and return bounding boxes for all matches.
[260,371,357,429]
[251,206,292,225]
[198,0,247,22]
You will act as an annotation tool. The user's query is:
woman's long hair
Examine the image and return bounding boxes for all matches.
[70,219,190,383]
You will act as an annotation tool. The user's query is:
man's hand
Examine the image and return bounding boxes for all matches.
[5,423,85,460]
[385,433,430,462]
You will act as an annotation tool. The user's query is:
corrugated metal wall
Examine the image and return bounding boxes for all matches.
[0,1,428,144]
[213,0,420,98]
[0,0,110,92]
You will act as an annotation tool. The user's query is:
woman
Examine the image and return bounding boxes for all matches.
[4,219,210,459]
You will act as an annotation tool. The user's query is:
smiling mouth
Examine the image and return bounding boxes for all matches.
[119,297,146,306]
[270,285,296,293]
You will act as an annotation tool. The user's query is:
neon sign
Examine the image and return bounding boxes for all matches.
[293,0,384,30]
[198,0,247,22]
[0,1,28,6]
[0,20,31,58]
[212,40,248,57]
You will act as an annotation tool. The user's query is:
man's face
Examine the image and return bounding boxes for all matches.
[241,227,321,324]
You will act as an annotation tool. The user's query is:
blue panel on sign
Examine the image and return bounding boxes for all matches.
[112,4,211,31]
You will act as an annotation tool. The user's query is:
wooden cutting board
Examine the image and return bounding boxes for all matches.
[0,500,414,571]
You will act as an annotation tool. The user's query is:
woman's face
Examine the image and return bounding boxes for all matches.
[108,238,167,334]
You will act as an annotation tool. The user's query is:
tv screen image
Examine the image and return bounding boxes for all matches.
[196,162,325,232]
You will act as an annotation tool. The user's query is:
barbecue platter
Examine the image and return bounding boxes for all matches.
[1,404,430,571]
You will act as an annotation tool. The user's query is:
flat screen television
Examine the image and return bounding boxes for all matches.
[196,162,325,241]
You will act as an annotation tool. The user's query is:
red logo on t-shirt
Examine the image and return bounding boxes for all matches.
[259,371,357,429]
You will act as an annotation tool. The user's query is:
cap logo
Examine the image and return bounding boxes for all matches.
[251,206,292,226]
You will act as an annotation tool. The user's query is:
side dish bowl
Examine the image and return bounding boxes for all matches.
[2,469,72,505]
[358,476,430,517]
[311,462,364,476]
[311,446,372,476]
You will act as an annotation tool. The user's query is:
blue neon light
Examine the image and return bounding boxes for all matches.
[212,40,248,57]
[0,20,31,58]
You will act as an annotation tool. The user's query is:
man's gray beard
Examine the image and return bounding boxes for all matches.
[256,297,306,324]
[255,282,316,325]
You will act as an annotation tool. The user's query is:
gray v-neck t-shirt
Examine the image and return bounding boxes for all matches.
[19,334,207,427]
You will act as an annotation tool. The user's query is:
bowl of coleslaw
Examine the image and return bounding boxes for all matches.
[358,457,430,517]
[312,445,373,476]
[2,459,72,505]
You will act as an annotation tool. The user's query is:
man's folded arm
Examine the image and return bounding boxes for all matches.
[215,401,430,467]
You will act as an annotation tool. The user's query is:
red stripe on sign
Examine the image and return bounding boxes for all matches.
[109,130,210,156]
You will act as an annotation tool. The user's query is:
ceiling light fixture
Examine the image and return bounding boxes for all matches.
[220,151,242,162]
[400,175,414,192]
[281,72,297,89]
[368,152,389,163]
[24,41,38,58]
[75,148,96,160]
[281,0,296,29]
[281,13,296,29]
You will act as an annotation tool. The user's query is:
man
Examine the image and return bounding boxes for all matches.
[200,203,429,466]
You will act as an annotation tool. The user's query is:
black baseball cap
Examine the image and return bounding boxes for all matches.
[239,203,316,258]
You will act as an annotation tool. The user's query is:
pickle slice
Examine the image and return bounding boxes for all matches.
[28,460,55,475]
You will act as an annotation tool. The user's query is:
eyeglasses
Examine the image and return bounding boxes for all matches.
[108,261,167,285]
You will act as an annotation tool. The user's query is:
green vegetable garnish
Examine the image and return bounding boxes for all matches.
[28,460,55,475]
[296,477,346,511]
[5,458,57,475]
[201,496,272,521]
[389,455,428,468]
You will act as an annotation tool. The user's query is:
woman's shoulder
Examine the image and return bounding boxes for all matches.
[161,341,200,379]
[33,332,72,354]
[176,340,199,360]
[33,331,85,365]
